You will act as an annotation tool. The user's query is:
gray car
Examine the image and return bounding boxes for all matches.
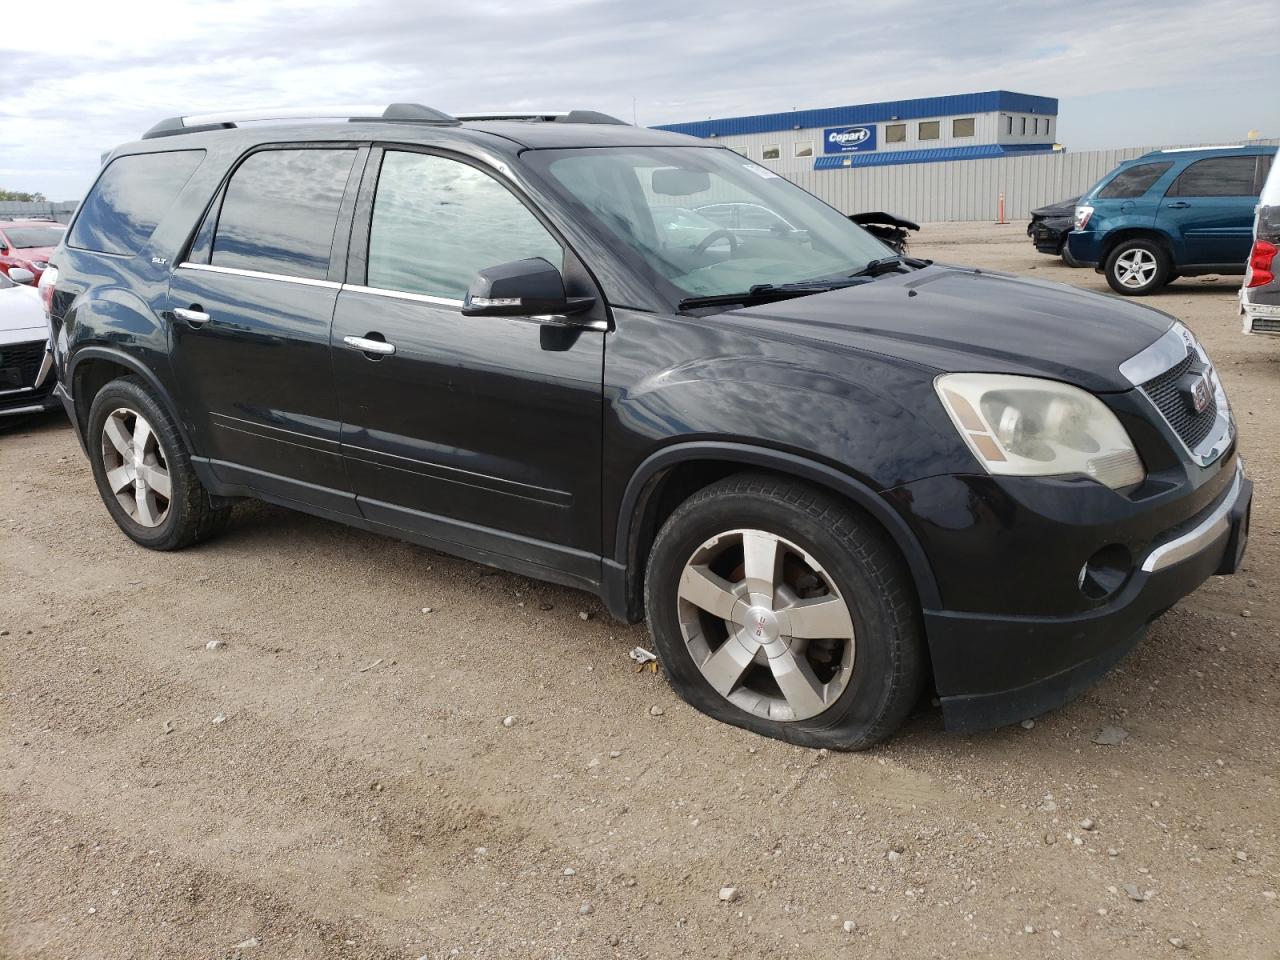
[1241,157,1280,336]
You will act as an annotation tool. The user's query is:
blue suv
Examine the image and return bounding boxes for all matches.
[1068,145,1276,296]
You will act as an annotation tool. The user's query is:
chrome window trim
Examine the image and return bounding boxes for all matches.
[340,283,463,307]
[1141,463,1243,572]
[177,262,341,289]
[1120,322,1233,467]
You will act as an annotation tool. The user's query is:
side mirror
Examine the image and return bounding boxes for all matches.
[462,257,595,318]
[8,267,35,285]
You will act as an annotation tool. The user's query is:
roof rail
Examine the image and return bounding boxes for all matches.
[456,110,628,125]
[141,103,459,139]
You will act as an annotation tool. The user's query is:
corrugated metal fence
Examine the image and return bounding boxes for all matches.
[783,139,1279,222]
[0,201,78,223]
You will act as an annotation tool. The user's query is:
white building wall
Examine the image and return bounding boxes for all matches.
[776,139,1277,222]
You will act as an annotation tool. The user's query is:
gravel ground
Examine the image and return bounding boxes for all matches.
[2,221,1277,960]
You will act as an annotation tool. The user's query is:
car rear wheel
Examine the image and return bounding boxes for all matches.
[644,473,924,750]
[87,376,231,550]
[1105,239,1171,295]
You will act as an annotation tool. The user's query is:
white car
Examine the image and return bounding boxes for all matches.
[0,267,58,420]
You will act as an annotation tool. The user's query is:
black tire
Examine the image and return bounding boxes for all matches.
[644,473,924,750]
[1104,238,1171,295]
[86,376,231,550]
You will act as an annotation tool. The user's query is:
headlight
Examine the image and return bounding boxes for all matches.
[935,373,1145,489]
[1074,205,1094,230]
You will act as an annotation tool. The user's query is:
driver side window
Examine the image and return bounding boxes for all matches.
[367,151,563,301]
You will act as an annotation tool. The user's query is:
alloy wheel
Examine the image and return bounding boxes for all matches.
[1114,247,1158,288]
[100,407,172,527]
[676,528,855,721]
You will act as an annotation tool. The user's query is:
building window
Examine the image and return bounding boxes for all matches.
[794,141,813,158]
[1006,115,1013,135]
[1020,117,1027,135]
[952,117,975,138]
[918,121,940,141]
[885,123,906,143]
[762,144,781,160]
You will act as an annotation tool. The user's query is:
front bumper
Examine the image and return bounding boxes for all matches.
[909,461,1250,733]
[1030,218,1071,254]
[0,341,59,418]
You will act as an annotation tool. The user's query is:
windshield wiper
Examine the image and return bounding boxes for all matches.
[849,254,931,278]
[679,278,865,311]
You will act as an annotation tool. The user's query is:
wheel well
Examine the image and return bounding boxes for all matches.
[1101,228,1172,264]
[72,358,133,440]
[621,458,923,622]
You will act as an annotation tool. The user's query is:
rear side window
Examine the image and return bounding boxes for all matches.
[211,149,356,280]
[1168,156,1258,197]
[68,150,204,255]
[1097,161,1172,199]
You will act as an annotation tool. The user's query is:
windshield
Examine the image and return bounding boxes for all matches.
[529,147,890,298]
[3,225,65,249]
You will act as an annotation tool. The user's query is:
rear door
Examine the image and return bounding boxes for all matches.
[1158,154,1263,266]
[168,145,365,513]
[331,147,605,580]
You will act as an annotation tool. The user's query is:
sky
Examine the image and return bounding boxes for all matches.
[2,0,1278,200]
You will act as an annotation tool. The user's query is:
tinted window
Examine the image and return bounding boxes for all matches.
[1098,161,1173,199]
[68,151,204,255]
[953,117,975,138]
[919,121,940,141]
[212,149,356,280]
[1168,156,1258,197]
[367,152,562,300]
[885,124,906,143]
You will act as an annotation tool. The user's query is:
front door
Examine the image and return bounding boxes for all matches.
[331,148,605,580]
[1158,154,1264,266]
[168,146,364,511]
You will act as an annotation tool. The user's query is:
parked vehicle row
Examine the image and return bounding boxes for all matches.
[40,104,1249,749]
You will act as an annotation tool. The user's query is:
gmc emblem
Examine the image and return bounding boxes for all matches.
[1191,374,1212,414]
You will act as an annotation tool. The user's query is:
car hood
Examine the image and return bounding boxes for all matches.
[1030,197,1079,218]
[12,245,56,262]
[0,284,48,345]
[725,265,1172,393]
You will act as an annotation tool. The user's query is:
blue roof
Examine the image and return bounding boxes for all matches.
[812,142,1056,169]
[654,91,1057,140]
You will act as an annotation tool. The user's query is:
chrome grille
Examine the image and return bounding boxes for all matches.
[1138,350,1218,450]
[0,340,46,390]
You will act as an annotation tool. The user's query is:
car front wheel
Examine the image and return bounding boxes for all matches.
[1104,238,1171,295]
[644,473,924,750]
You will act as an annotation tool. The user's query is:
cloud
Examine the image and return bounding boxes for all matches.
[2,0,1278,198]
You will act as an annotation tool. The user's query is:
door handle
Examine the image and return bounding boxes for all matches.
[1166,201,1191,209]
[342,334,396,356]
[173,306,211,327]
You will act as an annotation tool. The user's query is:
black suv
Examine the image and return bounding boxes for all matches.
[43,104,1251,749]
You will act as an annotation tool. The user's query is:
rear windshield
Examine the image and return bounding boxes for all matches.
[68,150,205,256]
[3,225,65,248]
[1097,162,1173,200]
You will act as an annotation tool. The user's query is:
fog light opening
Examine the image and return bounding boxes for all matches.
[1078,544,1133,601]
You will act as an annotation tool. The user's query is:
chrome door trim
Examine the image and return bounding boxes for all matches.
[340,283,462,307]
[177,262,342,289]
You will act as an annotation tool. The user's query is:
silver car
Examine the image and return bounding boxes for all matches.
[0,267,58,419]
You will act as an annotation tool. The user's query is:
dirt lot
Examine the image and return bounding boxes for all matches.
[2,222,1277,960]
